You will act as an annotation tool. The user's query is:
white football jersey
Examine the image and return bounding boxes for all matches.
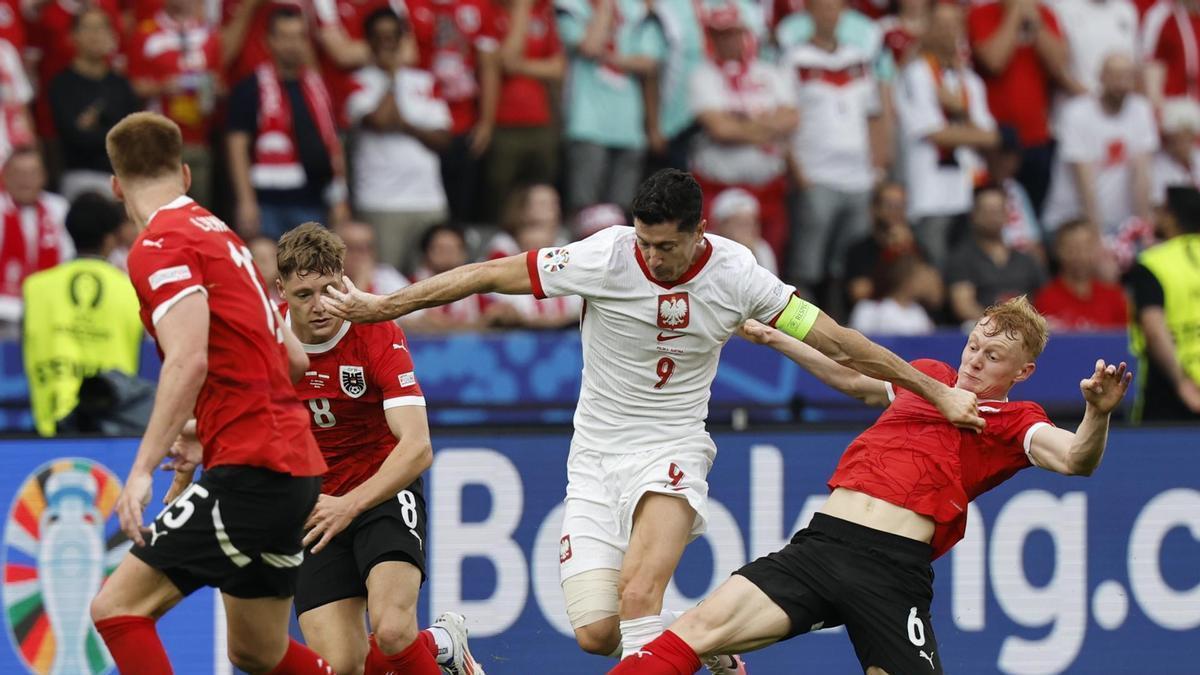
[527,226,795,454]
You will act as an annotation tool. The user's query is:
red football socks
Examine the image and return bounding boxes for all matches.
[266,639,335,675]
[94,615,173,674]
[607,631,702,675]
[364,633,442,675]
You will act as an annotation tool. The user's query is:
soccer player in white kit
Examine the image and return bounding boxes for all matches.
[326,170,984,672]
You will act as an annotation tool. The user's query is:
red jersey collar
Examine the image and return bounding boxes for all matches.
[633,236,714,290]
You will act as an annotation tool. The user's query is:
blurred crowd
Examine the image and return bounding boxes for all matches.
[2,0,1200,337]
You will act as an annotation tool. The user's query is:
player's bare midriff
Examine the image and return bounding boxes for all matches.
[819,487,936,544]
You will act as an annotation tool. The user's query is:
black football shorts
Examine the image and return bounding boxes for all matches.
[293,477,428,616]
[735,513,944,674]
[132,466,321,599]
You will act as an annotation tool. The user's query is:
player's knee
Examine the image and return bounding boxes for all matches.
[228,645,279,674]
[617,575,666,617]
[865,667,891,675]
[574,621,620,656]
[89,585,124,623]
[373,611,420,655]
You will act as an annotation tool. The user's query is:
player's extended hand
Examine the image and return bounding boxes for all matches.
[1081,359,1133,415]
[116,471,154,547]
[936,386,986,432]
[303,494,358,554]
[739,319,779,346]
[325,276,388,323]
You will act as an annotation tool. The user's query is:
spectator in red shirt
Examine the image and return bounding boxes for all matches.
[128,0,222,206]
[1142,0,1200,107]
[407,0,499,225]
[1034,218,1128,330]
[968,0,1083,213]
[310,0,386,122]
[482,0,565,221]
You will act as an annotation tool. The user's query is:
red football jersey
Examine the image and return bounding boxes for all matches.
[127,12,222,145]
[285,313,425,496]
[127,196,325,477]
[406,0,498,135]
[828,359,1053,559]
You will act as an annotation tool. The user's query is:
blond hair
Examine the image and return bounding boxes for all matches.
[105,112,183,181]
[981,296,1049,359]
[276,223,346,279]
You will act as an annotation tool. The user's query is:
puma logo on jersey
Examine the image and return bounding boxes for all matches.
[632,650,653,659]
[142,238,164,248]
[392,342,407,351]
[920,650,935,669]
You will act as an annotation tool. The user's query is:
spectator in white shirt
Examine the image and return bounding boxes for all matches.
[785,0,883,293]
[710,187,779,274]
[896,1,998,269]
[847,255,937,335]
[689,3,798,262]
[1052,0,1139,95]
[1042,52,1158,239]
[1153,97,1200,203]
[347,8,452,273]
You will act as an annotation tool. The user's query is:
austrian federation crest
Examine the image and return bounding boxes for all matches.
[340,365,367,398]
[3,458,130,674]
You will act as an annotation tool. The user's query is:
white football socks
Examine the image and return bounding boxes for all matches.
[619,615,664,659]
[426,626,453,665]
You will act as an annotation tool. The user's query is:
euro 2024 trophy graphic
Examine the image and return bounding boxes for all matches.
[4,459,130,674]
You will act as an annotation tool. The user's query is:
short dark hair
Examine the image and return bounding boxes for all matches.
[66,192,122,254]
[631,169,704,232]
[419,223,465,255]
[268,6,305,35]
[364,7,402,38]
[1166,186,1200,232]
[973,183,1005,204]
[71,6,110,32]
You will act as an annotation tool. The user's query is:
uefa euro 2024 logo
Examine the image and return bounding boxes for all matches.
[2,459,131,674]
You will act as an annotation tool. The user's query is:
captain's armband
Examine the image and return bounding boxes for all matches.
[774,295,819,341]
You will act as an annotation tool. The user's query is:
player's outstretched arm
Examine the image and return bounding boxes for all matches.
[791,307,985,431]
[324,254,533,323]
[115,292,210,546]
[1027,359,1132,476]
[303,405,433,553]
[741,320,891,407]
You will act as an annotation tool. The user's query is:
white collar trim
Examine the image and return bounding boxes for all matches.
[285,310,351,354]
[147,195,194,227]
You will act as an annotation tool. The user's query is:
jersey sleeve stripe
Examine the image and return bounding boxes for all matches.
[383,395,427,409]
[151,284,208,326]
[1023,421,1052,461]
[526,249,547,299]
[884,381,896,403]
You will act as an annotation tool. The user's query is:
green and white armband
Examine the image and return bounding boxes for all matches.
[775,295,819,341]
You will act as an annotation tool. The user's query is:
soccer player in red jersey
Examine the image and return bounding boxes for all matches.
[609,297,1132,675]
[88,112,333,675]
[275,223,485,675]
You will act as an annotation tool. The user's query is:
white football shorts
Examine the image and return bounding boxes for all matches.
[558,437,716,583]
